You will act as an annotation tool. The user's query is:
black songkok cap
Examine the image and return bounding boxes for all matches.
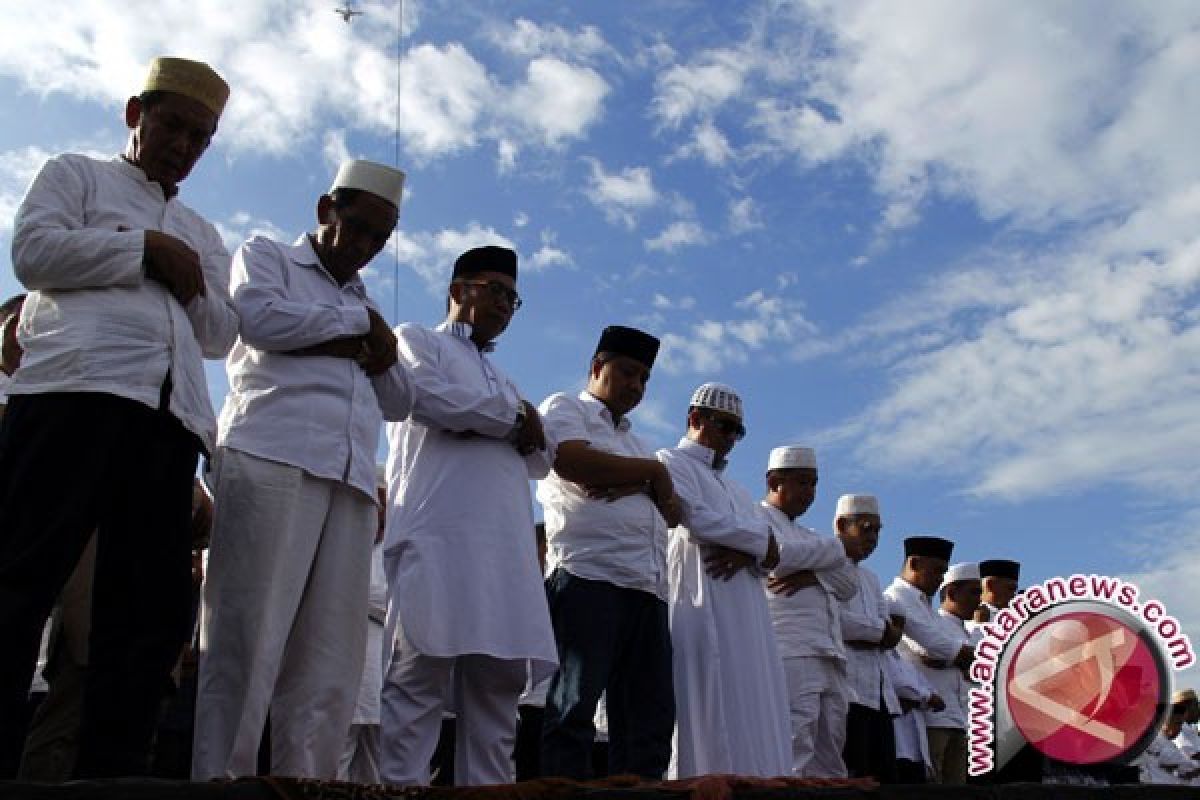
[595,325,660,369]
[979,559,1021,581]
[904,536,954,562]
[452,245,517,280]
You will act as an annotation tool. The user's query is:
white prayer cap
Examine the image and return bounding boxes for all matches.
[940,562,980,591]
[330,159,406,208]
[768,445,816,471]
[689,382,743,419]
[835,493,880,518]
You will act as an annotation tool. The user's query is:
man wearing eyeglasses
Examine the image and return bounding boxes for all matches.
[378,245,557,786]
[656,383,791,778]
[536,326,681,781]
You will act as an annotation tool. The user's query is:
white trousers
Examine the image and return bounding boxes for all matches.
[192,448,376,780]
[379,629,526,786]
[339,724,382,785]
[782,655,849,778]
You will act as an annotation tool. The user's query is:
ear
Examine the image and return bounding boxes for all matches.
[588,356,605,381]
[316,194,336,226]
[125,96,143,130]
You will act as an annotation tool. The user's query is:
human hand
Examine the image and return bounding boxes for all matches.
[703,545,756,581]
[766,569,819,596]
[356,308,398,375]
[143,229,206,305]
[514,400,547,455]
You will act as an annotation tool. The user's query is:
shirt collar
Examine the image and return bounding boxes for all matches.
[114,155,177,199]
[438,320,495,353]
[677,436,725,472]
[288,235,367,295]
[579,390,631,432]
[892,576,932,604]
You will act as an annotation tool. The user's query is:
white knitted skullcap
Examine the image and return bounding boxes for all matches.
[689,382,743,419]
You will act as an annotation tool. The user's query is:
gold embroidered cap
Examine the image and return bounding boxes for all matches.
[143,56,230,117]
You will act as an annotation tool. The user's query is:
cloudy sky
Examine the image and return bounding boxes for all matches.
[2,1,1197,681]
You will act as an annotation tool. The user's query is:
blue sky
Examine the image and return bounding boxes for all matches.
[2,2,1198,681]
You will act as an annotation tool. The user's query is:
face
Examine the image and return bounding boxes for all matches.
[983,575,1019,609]
[449,270,518,343]
[838,514,882,562]
[944,579,983,619]
[770,468,818,519]
[688,408,744,458]
[125,93,218,190]
[315,192,399,283]
[910,555,950,596]
[589,355,650,417]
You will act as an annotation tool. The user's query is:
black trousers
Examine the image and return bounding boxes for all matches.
[540,569,674,780]
[0,392,199,778]
[843,701,898,784]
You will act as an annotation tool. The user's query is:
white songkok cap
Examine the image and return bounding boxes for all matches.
[835,493,879,518]
[330,159,406,208]
[690,382,743,419]
[940,562,981,591]
[768,445,816,471]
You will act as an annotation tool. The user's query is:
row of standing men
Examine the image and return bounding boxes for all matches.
[0,54,1015,787]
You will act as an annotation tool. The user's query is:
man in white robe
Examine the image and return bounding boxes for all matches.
[0,56,237,778]
[660,383,845,778]
[923,562,982,784]
[379,245,557,787]
[193,160,411,780]
[759,446,856,778]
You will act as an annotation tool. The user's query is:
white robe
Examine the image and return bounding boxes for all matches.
[659,438,791,778]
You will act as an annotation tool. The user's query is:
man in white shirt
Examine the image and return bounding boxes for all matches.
[537,326,681,780]
[660,384,845,778]
[835,494,903,784]
[0,56,237,779]
[193,159,410,780]
[923,562,982,784]
[379,246,557,787]
[760,446,856,778]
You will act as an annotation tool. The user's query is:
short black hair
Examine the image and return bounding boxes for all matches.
[138,90,169,112]
[330,187,367,210]
[0,293,26,318]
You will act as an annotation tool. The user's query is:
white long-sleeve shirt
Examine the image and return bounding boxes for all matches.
[382,321,556,677]
[9,154,237,451]
[760,503,855,661]
[886,651,933,770]
[537,390,668,600]
[885,577,965,663]
[922,609,973,730]
[658,438,792,778]
[839,564,900,713]
[217,234,412,499]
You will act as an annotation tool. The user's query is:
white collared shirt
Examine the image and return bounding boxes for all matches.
[217,234,412,499]
[760,502,855,660]
[922,609,972,730]
[9,154,238,451]
[382,321,557,675]
[885,576,967,663]
[537,390,668,600]
[839,563,900,713]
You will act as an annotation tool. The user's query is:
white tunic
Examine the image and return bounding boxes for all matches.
[921,609,972,730]
[658,438,792,778]
[352,544,388,725]
[760,503,856,660]
[9,154,237,451]
[839,564,900,713]
[383,321,556,676]
[218,235,412,498]
[537,390,668,599]
[885,651,932,770]
[884,577,965,664]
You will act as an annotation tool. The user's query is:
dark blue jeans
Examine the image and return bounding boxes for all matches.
[540,568,674,780]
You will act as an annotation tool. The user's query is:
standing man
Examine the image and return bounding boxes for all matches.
[835,494,903,783]
[537,325,681,780]
[379,245,557,787]
[193,159,410,779]
[0,56,237,778]
[760,446,857,778]
[923,562,982,784]
[660,384,846,778]
[972,559,1020,624]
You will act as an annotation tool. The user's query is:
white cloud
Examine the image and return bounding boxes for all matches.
[489,18,613,63]
[652,48,751,128]
[0,145,53,239]
[584,158,659,228]
[213,211,288,255]
[529,230,573,272]
[508,57,609,147]
[671,119,734,166]
[645,220,707,253]
[396,42,493,158]
[728,197,763,234]
[395,222,516,290]
[513,211,529,228]
[321,129,351,172]
[658,289,817,374]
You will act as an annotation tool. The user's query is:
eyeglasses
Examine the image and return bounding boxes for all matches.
[458,280,522,311]
[707,414,746,440]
